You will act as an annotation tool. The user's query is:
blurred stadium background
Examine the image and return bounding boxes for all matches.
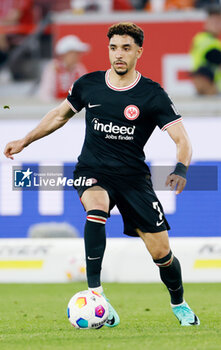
[0,0,221,284]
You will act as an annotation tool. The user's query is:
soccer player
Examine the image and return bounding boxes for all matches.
[4,23,200,327]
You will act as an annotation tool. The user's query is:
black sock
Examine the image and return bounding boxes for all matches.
[84,210,108,288]
[154,251,184,305]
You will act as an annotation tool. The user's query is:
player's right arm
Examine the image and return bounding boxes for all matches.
[4,100,74,160]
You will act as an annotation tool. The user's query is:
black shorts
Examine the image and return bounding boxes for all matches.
[74,169,170,237]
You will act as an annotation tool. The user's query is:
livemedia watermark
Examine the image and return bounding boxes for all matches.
[13,166,96,191]
[12,165,218,191]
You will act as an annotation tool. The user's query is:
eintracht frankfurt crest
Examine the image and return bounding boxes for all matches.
[124,105,140,120]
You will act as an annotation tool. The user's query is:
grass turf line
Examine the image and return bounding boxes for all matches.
[0,283,220,350]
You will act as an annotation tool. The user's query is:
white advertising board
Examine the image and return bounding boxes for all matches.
[0,238,221,283]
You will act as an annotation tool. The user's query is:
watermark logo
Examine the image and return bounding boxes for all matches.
[12,165,218,191]
[124,105,140,120]
[14,168,33,188]
[12,166,96,191]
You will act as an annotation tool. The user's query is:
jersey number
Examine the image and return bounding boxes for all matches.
[152,201,163,221]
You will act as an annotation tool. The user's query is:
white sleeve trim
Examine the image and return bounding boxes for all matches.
[161,117,183,132]
[65,98,79,114]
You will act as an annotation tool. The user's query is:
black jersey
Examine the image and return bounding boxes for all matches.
[67,70,182,175]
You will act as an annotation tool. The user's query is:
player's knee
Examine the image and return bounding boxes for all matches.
[88,203,108,212]
[151,248,171,261]
[83,197,109,212]
[81,188,109,212]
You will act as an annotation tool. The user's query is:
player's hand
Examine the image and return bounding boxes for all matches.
[4,139,25,160]
[165,173,186,195]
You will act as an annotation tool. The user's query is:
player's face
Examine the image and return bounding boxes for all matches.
[108,35,143,75]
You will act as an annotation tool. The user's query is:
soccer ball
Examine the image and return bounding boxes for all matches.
[67,290,109,329]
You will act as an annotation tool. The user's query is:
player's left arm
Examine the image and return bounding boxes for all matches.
[165,122,192,194]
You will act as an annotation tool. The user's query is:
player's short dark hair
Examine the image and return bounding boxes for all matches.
[107,23,144,47]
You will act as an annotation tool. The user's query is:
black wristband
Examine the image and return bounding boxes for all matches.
[172,162,187,179]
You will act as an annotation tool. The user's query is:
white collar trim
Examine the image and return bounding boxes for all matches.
[105,69,141,91]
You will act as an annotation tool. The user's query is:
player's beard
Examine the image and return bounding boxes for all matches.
[113,61,128,75]
[113,66,128,75]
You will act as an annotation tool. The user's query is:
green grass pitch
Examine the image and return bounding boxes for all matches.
[0,283,221,350]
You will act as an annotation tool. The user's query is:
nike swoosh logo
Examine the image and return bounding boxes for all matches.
[156,220,164,226]
[189,315,200,325]
[88,103,101,108]
[88,256,101,260]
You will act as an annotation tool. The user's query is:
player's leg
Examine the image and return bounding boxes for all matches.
[137,229,184,304]
[81,186,120,327]
[81,186,109,290]
[137,229,200,326]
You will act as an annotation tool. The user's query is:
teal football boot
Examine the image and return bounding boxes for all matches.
[102,292,120,327]
[172,301,200,326]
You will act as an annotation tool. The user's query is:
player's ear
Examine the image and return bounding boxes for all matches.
[137,47,143,59]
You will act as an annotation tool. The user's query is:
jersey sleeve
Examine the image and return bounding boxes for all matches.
[66,78,85,113]
[152,88,182,131]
